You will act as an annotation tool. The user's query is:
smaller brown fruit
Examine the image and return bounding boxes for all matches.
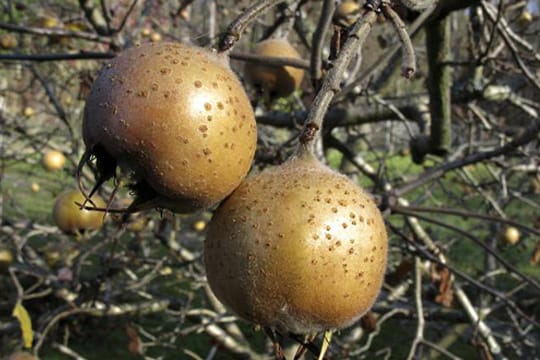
[333,1,361,27]
[245,38,304,98]
[53,189,106,234]
[0,33,18,49]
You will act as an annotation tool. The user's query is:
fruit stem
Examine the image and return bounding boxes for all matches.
[298,9,378,155]
[218,0,283,53]
[318,330,333,360]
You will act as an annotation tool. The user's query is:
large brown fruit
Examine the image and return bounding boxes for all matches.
[82,42,257,213]
[53,190,106,234]
[245,38,304,98]
[205,153,388,334]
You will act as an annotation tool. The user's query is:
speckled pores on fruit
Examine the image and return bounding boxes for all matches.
[83,42,257,213]
[205,153,388,334]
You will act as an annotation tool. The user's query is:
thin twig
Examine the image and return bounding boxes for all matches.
[218,0,284,52]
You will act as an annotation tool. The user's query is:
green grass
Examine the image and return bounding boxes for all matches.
[3,150,539,359]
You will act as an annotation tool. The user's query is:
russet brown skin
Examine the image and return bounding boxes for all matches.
[205,153,388,334]
[83,42,257,213]
[245,38,304,98]
[53,190,106,234]
[333,1,361,27]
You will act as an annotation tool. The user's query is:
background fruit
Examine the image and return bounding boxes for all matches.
[22,107,35,117]
[53,189,106,234]
[82,42,257,213]
[192,220,206,232]
[0,33,18,49]
[150,32,162,42]
[31,182,40,193]
[245,38,304,98]
[333,0,361,27]
[205,153,388,334]
[500,226,520,245]
[42,150,65,171]
[0,248,14,271]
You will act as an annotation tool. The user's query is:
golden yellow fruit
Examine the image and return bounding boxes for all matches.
[245,38,304,98]
[518,11,533,25]
[82,42,257,213]
[0,248,14,271]
[22,107,35,117]
[31,182,40,193]
[205,153,388,334]
[500,226,520,245]
[0,33,18,49]
[127,217,147,232]
[42,150,65,171]
[53,190,106,234]
[141,27,151,37]
[44,245,61,268]
[192,220,206,232]
[35,16,61,28]
[150,32,162,42]
[333,1,361,27]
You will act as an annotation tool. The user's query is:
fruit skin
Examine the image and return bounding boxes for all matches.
[83,42,257,213]
[22,107,35,117]
[192,220,206,232]
[205,153,388,334]
[6,351,37,360]
[42,150,66,171]
[245,38,304,98]
[0,248,14,271]
[500,226,520,245]
[31,182,40,193]
[150,32,162,42]
[53,190,106,234]
[0,33,18,49]
[518,11,533,26]
[333,1,361,27]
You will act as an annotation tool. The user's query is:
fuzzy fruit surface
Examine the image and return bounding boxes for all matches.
[83,42,257,212]
[205,153,388,334]
[245,38,304,98]
[53,190,106,234]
